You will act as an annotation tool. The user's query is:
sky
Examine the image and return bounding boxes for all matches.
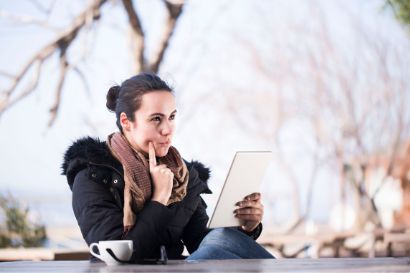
[0,0,408,232]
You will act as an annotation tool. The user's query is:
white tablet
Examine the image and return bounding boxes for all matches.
[206,151,272,229]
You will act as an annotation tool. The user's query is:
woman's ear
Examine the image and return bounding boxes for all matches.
[120,112,131,131]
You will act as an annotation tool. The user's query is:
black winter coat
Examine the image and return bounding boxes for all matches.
[62,137,262,260]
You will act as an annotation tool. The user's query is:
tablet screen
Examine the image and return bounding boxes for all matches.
[207,151,272,229]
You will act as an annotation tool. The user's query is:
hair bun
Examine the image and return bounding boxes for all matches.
[106,85,120,112]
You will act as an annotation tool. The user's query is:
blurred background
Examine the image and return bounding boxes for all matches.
[0,0,409,261]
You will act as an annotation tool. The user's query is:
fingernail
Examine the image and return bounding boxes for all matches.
[239,203,242,207]
[247,197,250,201]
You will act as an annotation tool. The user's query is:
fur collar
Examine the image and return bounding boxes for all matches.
[62,136,211,188]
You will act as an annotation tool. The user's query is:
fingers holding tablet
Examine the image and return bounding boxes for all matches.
[235,192,263,209]
[235,192,264,232]
[244,192,261,202]
[235,202,264,218]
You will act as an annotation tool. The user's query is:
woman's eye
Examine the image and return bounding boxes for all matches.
[151,115,175,122]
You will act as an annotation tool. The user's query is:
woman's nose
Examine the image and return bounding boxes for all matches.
[161,120,173,135]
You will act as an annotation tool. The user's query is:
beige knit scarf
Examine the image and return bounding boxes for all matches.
[107,132,189,238]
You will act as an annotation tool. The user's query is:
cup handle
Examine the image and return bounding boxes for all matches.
[90,242,103,260]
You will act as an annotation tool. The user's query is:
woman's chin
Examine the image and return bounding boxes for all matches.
[155,146,170,157]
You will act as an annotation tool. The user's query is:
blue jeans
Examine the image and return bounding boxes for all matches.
[186,227,275,260]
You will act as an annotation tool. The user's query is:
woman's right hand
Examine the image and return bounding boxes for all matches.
[149,142,173,206]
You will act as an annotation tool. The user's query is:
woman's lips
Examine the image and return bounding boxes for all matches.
[160,141,170,147]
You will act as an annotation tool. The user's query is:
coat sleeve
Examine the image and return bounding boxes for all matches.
[72,168,174,260]
[181,197,212,254]
[236,222,263,240]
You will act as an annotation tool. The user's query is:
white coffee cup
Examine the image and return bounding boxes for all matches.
[89,240,133,266]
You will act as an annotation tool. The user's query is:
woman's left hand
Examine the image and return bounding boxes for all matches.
[235,192,264,232]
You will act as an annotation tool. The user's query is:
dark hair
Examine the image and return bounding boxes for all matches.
[106,73,174,132]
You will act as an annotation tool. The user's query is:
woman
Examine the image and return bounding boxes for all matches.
[62,73,274,261]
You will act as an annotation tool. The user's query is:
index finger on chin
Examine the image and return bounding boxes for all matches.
[149,142,157,168]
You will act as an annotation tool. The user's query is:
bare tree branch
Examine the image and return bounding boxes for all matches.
[67,7,94,70]
[45,0,56,16]
[122,0,185,74]
[371,114,404,199]
[0,0,106,121]
[284,137,321,234]
[25,0,56,16]
[0,71,16,78]
[0,59,42,112]
[48,44,69,127]
[26,0,50,13]
[273,137,301,221]
[72,67,91,97]
[47,2,104,127]
[62,8,94,99]
[0,9,58,30]
[1,0,184,128]
[0,44,56,113]
[148,0,184,74]
[122,0,144,74]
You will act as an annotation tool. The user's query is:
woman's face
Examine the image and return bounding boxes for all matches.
[123,91,176,158]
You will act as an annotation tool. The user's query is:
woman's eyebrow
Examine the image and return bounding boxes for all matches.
[148,109,177,117]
